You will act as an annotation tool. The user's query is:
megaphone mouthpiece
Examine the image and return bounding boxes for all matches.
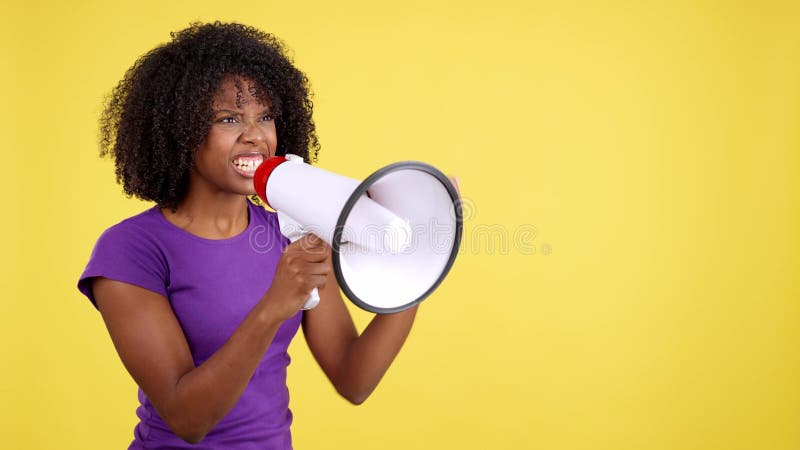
[253,156,287,208]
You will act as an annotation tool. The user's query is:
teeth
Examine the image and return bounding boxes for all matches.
[233,156,262,170]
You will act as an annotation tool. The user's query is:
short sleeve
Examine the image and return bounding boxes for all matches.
[77,222,169,308]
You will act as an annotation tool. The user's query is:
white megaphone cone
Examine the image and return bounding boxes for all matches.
[254,154,462,314]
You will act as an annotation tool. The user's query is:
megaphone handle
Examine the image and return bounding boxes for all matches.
[303,288,320,310]
[277,211,321,310]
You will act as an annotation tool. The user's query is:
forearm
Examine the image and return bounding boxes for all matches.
[334,306,418,404]
[162,296,283,442]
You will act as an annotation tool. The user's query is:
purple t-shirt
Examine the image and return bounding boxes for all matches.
[78,200,302,450]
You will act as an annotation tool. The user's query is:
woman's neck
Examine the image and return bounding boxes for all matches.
[161,193,250,240]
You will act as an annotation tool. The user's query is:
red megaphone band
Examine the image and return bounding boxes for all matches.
[253,156,287,208]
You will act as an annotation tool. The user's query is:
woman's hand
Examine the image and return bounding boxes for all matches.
[264,234,332,321]
[449,175,460,197]
[447,175,461,196]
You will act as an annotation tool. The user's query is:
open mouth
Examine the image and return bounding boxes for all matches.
[231,153,265,178]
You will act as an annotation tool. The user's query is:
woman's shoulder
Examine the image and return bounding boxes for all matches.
[78,206,170,305]
[247,199,288,247]
[248,199,278,223]
[97,206,165,243]
[95,201,282,250]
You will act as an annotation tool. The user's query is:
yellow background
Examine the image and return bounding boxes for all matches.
[2,1,799,449]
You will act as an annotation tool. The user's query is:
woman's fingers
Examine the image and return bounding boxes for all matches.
[449,175,461,197]
[301,261,332,276]
[286,234,330,262]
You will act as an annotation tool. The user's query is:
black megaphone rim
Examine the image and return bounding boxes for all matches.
[331,161,463,314]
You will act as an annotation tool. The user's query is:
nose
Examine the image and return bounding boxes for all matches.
[239,119,268,146]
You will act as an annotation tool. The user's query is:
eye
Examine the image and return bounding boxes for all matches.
[219,116,238,124]
[260,114,275,122]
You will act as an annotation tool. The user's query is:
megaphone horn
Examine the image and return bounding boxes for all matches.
[254,154,462,314]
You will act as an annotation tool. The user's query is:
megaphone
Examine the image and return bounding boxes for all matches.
[253,154,462,314]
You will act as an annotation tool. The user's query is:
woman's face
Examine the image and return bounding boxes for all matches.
[190,76,277,197]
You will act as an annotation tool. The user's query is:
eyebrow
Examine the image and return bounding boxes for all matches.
[212,108,272,115]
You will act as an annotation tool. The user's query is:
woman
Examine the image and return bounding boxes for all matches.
[78,22,429,449]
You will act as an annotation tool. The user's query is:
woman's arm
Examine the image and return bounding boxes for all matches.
[94,234,330,443]
[301,275,418,405]
[95,279,282,443]
[302,176,459,404]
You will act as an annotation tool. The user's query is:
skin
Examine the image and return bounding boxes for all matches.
[93,76,459,444]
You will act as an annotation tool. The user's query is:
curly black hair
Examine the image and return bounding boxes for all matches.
[99,21,320,210]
